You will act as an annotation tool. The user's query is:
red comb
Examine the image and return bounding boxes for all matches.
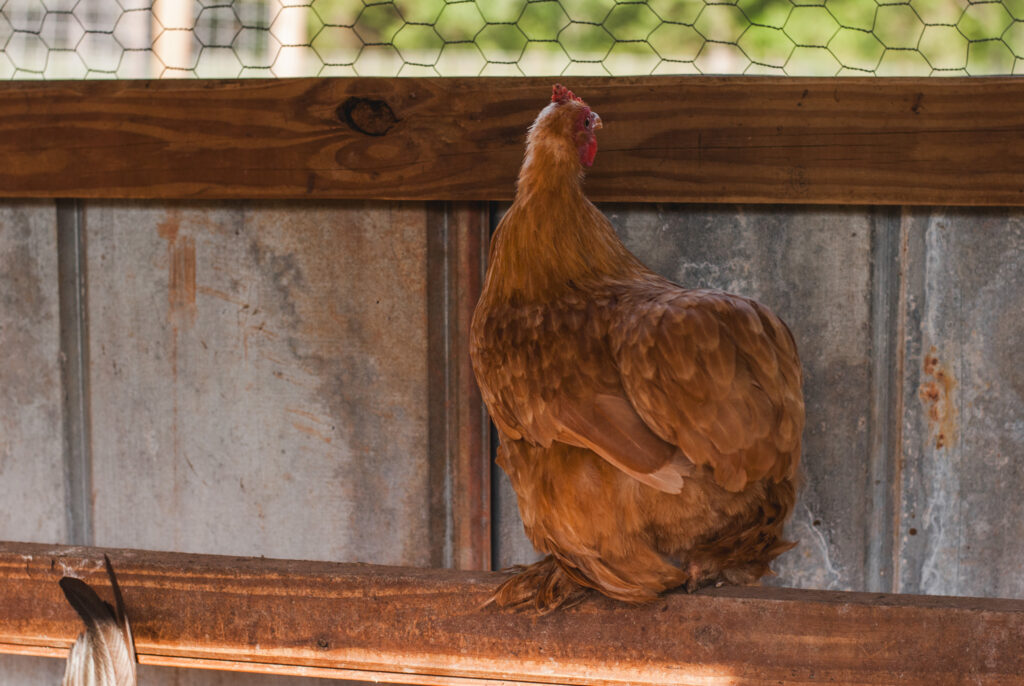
[551,84,584,104]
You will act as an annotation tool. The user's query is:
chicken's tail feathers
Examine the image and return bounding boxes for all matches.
[60,558,137,686]
[684,477,799,589]
[59,576,114,635]
[103,554,137,664]
[486,556,589,615]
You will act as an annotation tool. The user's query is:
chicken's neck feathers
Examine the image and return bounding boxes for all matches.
[486,154,647,303]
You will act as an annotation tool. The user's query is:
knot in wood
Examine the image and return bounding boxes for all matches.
[337,97,399,137]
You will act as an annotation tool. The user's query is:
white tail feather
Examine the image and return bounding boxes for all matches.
[60,556,137,686]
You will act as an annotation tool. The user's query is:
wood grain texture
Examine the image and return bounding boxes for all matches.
[3,542,1024,685]
[2,78,1023,205]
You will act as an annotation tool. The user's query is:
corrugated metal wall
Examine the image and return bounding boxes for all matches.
[84,203,432,565]
[1,203,69,685]
[896,210,1024,598]
[2,200,1023,683]
[1,200,437,686]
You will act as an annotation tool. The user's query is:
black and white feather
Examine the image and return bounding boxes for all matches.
[59,555,137,686]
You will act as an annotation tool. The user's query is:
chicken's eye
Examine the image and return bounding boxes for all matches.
[584,118,591,129]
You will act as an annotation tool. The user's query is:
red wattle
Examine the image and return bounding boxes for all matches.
[581,137,598,167]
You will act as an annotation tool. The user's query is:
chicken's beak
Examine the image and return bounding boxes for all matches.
[592,113,603,131]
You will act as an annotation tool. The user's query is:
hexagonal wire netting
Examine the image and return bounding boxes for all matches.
[1,0,1023,78]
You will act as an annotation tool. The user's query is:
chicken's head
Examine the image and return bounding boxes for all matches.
[528,84,603,169]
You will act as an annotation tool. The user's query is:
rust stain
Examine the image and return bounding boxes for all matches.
[272,369,318,392]
[196,285,246,307]
[918,346,957,450]
[157,212,180,241]
[259,350,288,367]
[159,212,197,328]
[168,235,197,326]
[286,407,332,426]
[241,318,277,363]
[156,212,190,509]
[291,421,333,445]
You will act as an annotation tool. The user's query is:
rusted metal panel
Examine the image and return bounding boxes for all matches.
[5,542,1024,686]
[0,202,66,543]
[897,209,1024,598]
[0,202,69,685]
[84,202,432,566]
[56,200,94,547]
[0,654,65,684]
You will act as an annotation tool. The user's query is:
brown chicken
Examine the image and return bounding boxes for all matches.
[470,85,805,612]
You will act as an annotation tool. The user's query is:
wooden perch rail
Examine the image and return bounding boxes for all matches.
[1,77,1023,205]
[2,542,1024,685]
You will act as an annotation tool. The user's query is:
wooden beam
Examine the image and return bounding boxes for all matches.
[3,542,1024,685]
[1,78,1023,205]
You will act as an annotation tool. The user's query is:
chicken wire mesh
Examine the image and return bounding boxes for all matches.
[1,0,1023,79]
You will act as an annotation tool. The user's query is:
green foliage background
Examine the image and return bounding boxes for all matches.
[306,0,1024,75]
[1,0,1023,78]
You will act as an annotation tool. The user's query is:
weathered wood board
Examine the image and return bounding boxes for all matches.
[134,665,373,686]
[2,78,1024,206]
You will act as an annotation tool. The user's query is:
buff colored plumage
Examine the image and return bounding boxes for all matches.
[470,85,804,612]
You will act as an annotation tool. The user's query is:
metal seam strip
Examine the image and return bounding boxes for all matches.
[56,199,92,546]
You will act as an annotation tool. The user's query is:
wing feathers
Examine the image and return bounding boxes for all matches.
[612,287,804,492]
[556,393,692,494]
[472,278,803,495]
